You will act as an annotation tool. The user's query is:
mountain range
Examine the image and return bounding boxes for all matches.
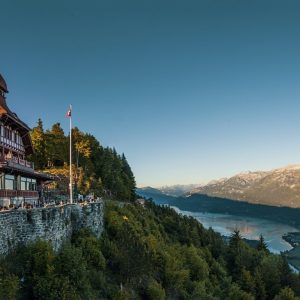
[190,165,300,208]
[146,184,201,197]
[139,165,300,208]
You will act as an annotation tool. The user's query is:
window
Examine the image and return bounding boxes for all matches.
[4,127,11,139]
[21,177,26,190]
[30,179,37,191]
[21,177,37,191]
[14,132,19,143]
[0,173,4,189]
[5,175,15,190]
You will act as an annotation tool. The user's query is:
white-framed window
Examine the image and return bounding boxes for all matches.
[21,177,37,191]
[5,174,16,190]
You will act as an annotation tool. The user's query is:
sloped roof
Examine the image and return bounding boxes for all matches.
[0,74,8,93]
[0,73,33,154]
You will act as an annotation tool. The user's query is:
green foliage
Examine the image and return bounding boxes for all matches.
[227,283,255,300]
[260,256,282,298]
[0,202,299,299]
[0,267,19,300]
[257,234,270,254]
[29,118,47,169]
[274,287,299,300]
[146,279,166,300]
[30,119,136,201]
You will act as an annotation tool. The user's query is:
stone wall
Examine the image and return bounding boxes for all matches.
[0,202,104,255]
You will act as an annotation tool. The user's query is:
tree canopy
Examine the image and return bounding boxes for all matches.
[29,119,136,201]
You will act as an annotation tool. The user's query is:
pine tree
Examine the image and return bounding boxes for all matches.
[274,287,298,300]
[29,118,47,169]
[256,235,269,254]
[227,230,244,280]
[240,268,256,296]
[121,153,136,201]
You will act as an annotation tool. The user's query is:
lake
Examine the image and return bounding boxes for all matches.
[171,206,299,254]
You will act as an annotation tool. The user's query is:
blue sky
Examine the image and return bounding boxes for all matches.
[1,0,300,187]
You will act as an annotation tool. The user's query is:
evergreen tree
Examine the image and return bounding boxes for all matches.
[260,256,282,299]
[227,230,244,280]
[29,118,47,169]
[239,268,256,297]
[274,287,298,300]
[254,269,267,300]
[257,234,269,254]
[122,153,136,200]
[45,123,68,167]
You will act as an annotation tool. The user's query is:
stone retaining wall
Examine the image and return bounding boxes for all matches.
[0,202,104,255]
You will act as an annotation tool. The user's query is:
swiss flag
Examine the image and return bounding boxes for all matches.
[66,107,72,118]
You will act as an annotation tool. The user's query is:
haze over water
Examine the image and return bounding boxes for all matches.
[172,207,299,254]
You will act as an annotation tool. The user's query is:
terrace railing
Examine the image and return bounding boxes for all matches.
[0,156,34,172]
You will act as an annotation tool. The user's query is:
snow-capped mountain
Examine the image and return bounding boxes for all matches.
[158,184,202,197]
[138,184,201,197]
[189,165,300,208]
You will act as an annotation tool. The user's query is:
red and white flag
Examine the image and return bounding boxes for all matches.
[66,106,72,118]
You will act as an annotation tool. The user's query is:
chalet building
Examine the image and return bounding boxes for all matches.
[0,74,53,207]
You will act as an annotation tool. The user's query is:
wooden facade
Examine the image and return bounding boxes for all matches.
[0,74,53,207]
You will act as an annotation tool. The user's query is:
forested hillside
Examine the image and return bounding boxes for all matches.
[0,202,299,299]
[28,119,136,201]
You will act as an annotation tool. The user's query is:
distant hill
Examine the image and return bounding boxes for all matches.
[190,165,300,208]
[138,184,200,198]
[137,187,176,205]
[158,184,201,196]
[137,186,163,195]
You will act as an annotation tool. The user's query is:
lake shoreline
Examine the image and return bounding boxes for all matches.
[187,207,300,272]
[240,235,300,272]
[282,233,300,271]
[139,192,300,229]
[145,194,300,272]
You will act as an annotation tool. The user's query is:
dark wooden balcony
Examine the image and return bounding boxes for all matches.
[0,156,34,173]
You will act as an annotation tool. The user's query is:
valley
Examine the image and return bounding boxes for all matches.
[138,187,300,270]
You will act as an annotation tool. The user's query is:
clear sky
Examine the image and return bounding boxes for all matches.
[1,0,300,187]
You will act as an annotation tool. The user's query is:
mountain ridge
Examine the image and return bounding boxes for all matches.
[138,184,201,197]
[189,164,300,208]
[139,164,300,208]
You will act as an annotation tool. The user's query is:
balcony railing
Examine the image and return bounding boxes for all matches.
[0,136,25,153]
[0,156,34,171]
[0,189,38,198]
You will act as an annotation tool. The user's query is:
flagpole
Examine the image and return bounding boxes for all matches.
[69,104,73,204]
